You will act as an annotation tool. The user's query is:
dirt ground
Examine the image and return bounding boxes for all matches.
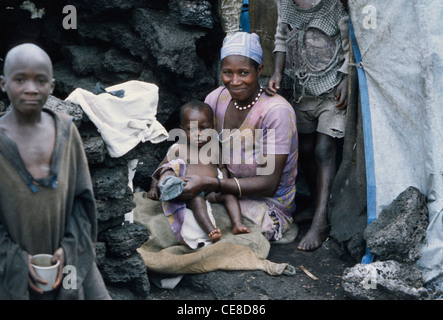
[145,221,355,301]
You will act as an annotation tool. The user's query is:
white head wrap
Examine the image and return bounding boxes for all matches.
[220,32,263,65]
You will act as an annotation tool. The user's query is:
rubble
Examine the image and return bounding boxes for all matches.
[364,186,428,263]
[342,260,429,300]
[342,186,433,300]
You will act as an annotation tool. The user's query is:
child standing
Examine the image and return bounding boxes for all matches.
[0,43,110,299]
[266,0,350,251]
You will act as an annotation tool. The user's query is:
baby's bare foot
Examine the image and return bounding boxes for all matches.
[232,224,251,235]
[208,229,222,243]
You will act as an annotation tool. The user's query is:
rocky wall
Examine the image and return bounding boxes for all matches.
[0,0,223,299]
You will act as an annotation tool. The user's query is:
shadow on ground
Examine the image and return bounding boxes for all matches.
[145,222,354,300]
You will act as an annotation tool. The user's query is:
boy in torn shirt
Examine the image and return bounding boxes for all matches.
[0,43,110,300]
[266,0,349,251]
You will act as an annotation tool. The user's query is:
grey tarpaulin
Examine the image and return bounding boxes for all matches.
[350,0,443,291]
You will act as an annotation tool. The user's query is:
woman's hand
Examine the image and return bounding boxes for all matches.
[179,175,209,201]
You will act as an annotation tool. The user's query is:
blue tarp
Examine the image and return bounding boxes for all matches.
[240,0,250,32]
[350,0,443,291]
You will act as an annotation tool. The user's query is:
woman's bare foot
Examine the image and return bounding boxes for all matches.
[208,229,222,243]
[232,223,251,235]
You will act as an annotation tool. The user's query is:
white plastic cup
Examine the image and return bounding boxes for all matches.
[31,254,60,292]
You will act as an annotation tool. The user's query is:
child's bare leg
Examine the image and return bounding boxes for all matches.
[187,196,222,243]
[222,194,250,235]
[297,133,334,251]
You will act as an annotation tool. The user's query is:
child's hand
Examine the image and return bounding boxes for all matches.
[146,188,159,201]
[265,72,282,96]
[335,75,348,110]
[51,247,64,290]
[266,52,286,96]
[28,254,46,295]
[27,247,64,294]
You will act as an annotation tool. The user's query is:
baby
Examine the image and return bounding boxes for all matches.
[147,100,250,246]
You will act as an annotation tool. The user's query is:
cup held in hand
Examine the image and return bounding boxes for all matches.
[31,254,60,292]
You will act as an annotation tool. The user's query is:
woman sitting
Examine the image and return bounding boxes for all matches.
[179,32,298,242]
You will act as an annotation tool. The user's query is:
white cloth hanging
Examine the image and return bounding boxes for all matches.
[66,80,169,158]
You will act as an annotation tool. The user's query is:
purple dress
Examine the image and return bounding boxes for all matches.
[205,87,298,241]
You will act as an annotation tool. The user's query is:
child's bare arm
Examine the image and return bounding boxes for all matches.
[266,52,286,96]
[335,75,348,109]
[147,144,180,200]
[146,179,160,200]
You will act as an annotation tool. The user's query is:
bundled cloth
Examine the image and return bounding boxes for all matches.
[133,192,296,284]
[66,80,169,158]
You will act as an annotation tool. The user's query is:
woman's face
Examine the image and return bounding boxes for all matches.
[221,55,262,104]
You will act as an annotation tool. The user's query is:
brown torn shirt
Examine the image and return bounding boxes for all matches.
[0,109,108,299]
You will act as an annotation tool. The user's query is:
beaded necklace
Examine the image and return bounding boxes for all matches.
[233,86,264,111]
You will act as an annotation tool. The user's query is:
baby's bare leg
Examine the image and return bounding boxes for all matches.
[221,194,250,235]
[187,195,222,242]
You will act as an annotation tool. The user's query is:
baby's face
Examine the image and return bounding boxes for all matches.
[1,53,54,115]
[181,109,214,147]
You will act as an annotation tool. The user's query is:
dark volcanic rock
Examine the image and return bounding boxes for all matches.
[169,0,214,29]
[62,45,107,76]
[364,186,428,263]
[92,167,130,200]
[98,251,151,299]
[100,221,149,258]
[132,8,207,79]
